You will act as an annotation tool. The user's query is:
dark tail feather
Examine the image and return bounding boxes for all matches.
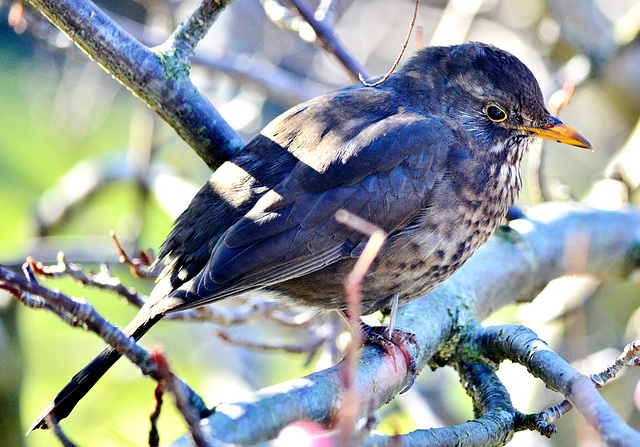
[28,306,164,433]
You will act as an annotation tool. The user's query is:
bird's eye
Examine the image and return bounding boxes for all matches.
[485,104,507,122]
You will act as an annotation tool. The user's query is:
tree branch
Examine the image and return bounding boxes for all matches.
[0,263,210,434]
[165,0,232,61]
[471,324,640,446]
[280,0,368,81]
[168,204,640,446]
[27,0,244,169]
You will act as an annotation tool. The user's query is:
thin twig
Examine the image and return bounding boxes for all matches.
[360,0,419,87]
[10,262,88,327]
[44,414,79,447]
[515,400,570,436]
[150,349,212,447]
[149,382,164,447]
[110,231,157,280]
[0,264,151,367]
[265,308,320,328]
[28,252,146,308]
[591,338,640,387]
[1,262,212,441]
[216,329,326,355]
[167,298,280,325]
[335,209,387,445]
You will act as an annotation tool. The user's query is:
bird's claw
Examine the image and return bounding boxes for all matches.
[359,322,419,393]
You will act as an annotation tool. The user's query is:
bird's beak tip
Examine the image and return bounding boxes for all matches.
[521,118,593,151]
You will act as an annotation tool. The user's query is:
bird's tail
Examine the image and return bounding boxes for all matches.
[27,300,165,434]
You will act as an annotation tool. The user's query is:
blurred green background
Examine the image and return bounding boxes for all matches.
[1,0,640,446]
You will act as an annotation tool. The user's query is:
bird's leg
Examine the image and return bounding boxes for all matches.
[387,292,400,337]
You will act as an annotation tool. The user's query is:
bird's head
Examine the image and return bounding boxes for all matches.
[397,42,592,164]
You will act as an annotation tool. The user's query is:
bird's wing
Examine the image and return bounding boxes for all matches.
[166,115,452,311]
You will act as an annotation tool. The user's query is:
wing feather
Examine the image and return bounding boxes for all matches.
[167,115,452,310]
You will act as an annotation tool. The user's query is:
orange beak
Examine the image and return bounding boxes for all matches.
[520,116,593,151]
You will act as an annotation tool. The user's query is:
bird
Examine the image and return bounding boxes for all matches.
[30,42,592,432]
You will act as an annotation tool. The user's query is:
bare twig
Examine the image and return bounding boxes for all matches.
[547,81,577,116]
[149,382,164,447]
[150,349,212,447]
[516,399,571,435]
[514,410,558,438]
[335,209,388,445]
[264,308,321,328]
[592,338,640,387]
[360,0,419,87]
[28,252,146,308]
[216,328,326,355]
[167,297,279,325]
[44,414,79,447]
[191,51,328,104]
[1,262,212,440]
[110,231,157,280]
[8,262,90,327]
[0,264,151,367]
[166,293,322,329]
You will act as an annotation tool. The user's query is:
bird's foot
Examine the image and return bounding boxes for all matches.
[359,322,419,393]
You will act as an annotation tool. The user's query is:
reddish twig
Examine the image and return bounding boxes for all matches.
[149,381,165,447]
[110,231,157,280]
[547,81,577,116]
[334,209,387,445]
[150,349,212,447]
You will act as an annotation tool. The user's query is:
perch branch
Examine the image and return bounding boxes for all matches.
[166,204,640,446]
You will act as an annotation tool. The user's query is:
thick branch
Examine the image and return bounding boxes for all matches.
[170,204,640,446]
[364,358,518,446]
[472,325,640,446]
[27,0,244,169]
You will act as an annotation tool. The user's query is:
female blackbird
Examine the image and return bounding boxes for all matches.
[31,42,591,431]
